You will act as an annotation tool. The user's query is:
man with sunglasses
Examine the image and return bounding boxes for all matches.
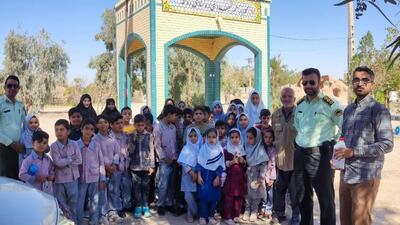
[294,68,343,225]
[0,75,25,179]
[336,66,393,225]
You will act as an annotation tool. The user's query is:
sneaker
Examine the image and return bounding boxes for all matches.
[99,215,109,225]
[242,211,250,221]
[143,207,152,218]
[186,214,194,223]
[224,219,235,225]
[157,206,166,216]
[209,217,218,225]
[199,218,207,225]
[134,207,142,218]
[108,212,120,222]
[233,217,240,223]
[118,210,126,218]
[249,213,257,222]
[214,212,222,220]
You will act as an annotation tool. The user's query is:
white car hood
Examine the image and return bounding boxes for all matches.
[0,177,58,225]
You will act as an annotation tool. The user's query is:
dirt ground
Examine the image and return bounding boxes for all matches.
[37,108,400,225]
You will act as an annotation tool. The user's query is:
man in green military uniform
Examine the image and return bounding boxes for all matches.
[0,75,25,179]
[294,68,343,225]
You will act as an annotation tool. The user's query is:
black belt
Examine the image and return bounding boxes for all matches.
[295,140,335,154]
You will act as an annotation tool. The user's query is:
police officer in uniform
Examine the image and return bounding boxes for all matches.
[294,68,343,225]
[0,75,25,179]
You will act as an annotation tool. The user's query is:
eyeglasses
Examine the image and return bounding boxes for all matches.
[6,84,19,89]
[352,78,372,85]
[302,80,316,86]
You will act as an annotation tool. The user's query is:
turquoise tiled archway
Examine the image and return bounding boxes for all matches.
[118,33,147,110]
[163,30,262,106]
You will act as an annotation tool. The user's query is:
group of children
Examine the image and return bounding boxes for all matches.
[17,90,278,225]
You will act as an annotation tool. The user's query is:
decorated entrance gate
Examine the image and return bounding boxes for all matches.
[115,0,271,114]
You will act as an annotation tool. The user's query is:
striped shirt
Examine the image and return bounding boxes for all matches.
[341,95,393,184]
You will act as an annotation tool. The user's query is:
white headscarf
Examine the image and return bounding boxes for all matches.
[197,129,226,171]
[245,90,266,126]
[178,127,202,168]
[244,128,269,167]
[236,113,250,144]
[211,101,225,123]
[140,105,151,115]
[236,104,244,115]
[20,114,39,149]
[226,128,246,156]
[226,103,237,114]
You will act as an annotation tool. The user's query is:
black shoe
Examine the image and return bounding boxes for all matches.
[167,206,184,216]
[278,215,287,222]
[118,211,126,218]
[157,206,166,216]
[176,207,186,216]
[123,207,133,213]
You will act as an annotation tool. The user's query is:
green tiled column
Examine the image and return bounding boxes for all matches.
[205,60,221,106]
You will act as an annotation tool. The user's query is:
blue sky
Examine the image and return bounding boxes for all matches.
[0,0,398,84]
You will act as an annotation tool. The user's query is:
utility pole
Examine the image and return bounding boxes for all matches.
[124,0,129,107]
[347,1,355,104]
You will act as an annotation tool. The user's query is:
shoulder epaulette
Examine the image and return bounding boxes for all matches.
[296,97,305,106]
[322,96,335,106]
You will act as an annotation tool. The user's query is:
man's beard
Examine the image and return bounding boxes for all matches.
[305,88,318,97]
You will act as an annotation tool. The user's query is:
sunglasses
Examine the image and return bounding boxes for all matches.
[6,84,19,89]
[302,80,316,86]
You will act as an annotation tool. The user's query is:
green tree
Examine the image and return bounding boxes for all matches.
[129,51,146,95]
[270,56,301,111]
[89,9,116,100]
[1,29,69,112]
[168,48,205,106]
[350,29,400,105]
[335,0,400,67]
[221,58,254,103]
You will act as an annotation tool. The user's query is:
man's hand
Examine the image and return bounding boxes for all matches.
[334,148,354,160]
[266,180,274,187]
[10,142,24,153]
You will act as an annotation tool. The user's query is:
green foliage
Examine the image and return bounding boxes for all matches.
[270,56,301,111]
[129,51,146,95]
[221,58,254,103]
[350,29,400,105]
[168,48,205,106]
[1,29,69,112]
[89,8,117,100]
[63,78,85,104]
[335,0,400,67]
[95,9,116,52]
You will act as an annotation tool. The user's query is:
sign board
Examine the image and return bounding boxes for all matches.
[389,91,399,102]
[162,0,262,23]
